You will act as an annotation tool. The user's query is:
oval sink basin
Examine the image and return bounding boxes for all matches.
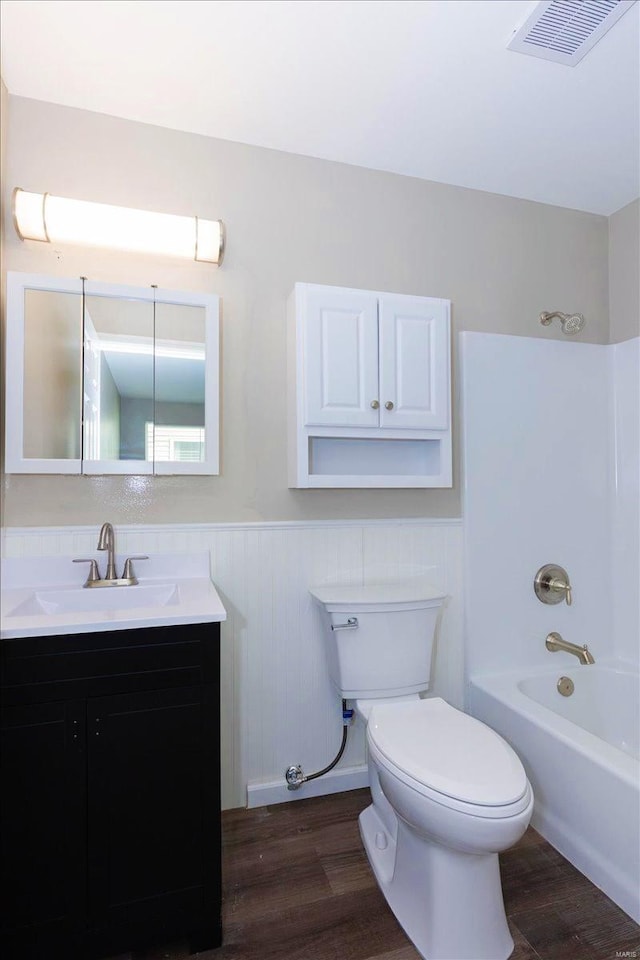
[8,583,179,618]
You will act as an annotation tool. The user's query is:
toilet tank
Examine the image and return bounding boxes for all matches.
[310,583,445,699]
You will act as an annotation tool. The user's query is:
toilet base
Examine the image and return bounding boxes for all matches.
[360,803,514,960]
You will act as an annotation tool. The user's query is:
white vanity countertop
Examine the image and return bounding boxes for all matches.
[1,553,227,639]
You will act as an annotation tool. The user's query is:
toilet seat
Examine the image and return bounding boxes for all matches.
[367,698,530,817]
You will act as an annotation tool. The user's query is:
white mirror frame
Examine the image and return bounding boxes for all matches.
[5,272,220,476]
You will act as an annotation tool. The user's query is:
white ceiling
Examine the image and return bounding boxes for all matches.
[2,0,639,215]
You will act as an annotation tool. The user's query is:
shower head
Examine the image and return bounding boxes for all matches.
[539,311,586,335]
[561,313,586,335]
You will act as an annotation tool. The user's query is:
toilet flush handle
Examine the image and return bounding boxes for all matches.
[331,617,359,632]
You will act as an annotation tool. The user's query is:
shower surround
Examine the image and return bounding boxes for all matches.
[460,331,640,920]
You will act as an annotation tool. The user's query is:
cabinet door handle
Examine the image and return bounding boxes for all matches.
[385,401,394,411]
[68,711,85,752]
[370,400,379,409]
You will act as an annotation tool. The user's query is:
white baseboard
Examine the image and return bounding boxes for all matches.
[246,764,369,809]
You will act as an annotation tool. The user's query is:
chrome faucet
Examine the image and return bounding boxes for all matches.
[545,631,595,665]
[97,522,118,580]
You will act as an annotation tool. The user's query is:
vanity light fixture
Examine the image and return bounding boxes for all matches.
[12,188,225,265]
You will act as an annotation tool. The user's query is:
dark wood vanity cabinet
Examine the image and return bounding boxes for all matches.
[0,622,221,959]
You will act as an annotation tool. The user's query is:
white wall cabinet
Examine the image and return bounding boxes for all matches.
[288,283,452,488]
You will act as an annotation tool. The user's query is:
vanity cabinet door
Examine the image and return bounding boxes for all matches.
[86,684,221,946]
[0,700,86,954]
[0,626,222,958]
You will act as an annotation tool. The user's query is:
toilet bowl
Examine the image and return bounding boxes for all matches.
[361,697,533,960]
[365,698,532,852]
[310,582,533,960]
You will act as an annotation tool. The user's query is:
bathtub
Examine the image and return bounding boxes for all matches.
[468,663,640,923]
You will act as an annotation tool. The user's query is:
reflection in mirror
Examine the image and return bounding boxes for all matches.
[152,302,206,464]
[83,296,154,464]
[5,272,219,475]
[23,289,82,459]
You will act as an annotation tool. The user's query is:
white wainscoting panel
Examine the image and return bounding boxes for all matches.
[2,518,463,810]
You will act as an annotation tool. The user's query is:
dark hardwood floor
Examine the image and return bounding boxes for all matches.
[116,788,639,960]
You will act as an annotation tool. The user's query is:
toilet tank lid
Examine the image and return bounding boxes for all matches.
[309,582,446,609]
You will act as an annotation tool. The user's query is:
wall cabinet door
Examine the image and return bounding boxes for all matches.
[302,286,380,427]
[301,286,449,431]
[0,700,86,953]
[378,295,449,429]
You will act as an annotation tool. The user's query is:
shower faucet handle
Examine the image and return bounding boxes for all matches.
[550,578,572,606]
[534,564,573,606]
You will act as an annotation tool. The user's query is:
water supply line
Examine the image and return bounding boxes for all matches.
[285,699,353,790]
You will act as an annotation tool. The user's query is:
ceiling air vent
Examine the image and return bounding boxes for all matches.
[508,0,637,66]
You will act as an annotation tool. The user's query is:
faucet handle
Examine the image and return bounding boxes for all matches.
[534,564,573,606]
[551,577,571,605]
[73,558,101,585]
[121,556,149,582]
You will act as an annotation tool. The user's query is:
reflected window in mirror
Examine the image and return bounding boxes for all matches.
[146,424,206,462]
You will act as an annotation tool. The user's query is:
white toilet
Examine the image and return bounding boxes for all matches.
[310,582,533,960]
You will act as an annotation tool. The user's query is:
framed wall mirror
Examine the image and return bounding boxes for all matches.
[5,272,220,475]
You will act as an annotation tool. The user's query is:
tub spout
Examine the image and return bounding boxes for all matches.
[545,632,595,665]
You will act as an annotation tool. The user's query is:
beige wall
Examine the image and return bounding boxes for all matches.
[0,79,9,524]
[609,199,640,343]
[2,95,610,526]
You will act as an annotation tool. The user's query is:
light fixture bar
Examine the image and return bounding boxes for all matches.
[12,188,225,265]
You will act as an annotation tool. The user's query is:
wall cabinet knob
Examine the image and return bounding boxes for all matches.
[370,400,379,409]
[385,401,394,410]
